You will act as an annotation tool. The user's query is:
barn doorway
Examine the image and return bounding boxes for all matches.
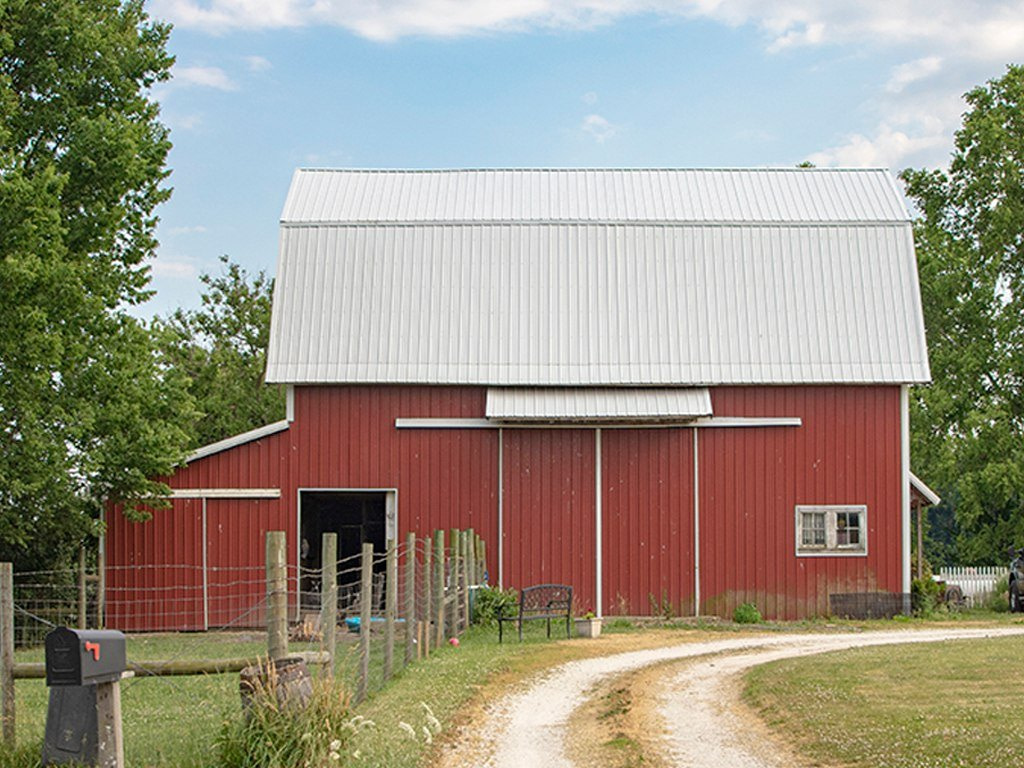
[299,490,396,613]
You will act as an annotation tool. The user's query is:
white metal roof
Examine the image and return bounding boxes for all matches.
[282,168,910,224]
[486,387,712,422]
[267,168,930,386]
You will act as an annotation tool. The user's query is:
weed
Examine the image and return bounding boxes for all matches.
[733,602,762,624]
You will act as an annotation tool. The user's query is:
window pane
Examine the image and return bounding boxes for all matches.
[801,512,825,547]
[837,512,861,547]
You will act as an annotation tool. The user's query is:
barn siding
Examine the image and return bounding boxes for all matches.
[699,386,901,620]
[106,384,903,628]
[602,429,694,617]
[502,429,596,614]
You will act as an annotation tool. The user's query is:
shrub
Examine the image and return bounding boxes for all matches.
[733,602,762,624]
[911,577,943,615]
[985,575,1010,613]
[215,662,365,768]
[472,585,518,625]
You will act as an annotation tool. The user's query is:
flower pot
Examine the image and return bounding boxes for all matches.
[575,617,602,638]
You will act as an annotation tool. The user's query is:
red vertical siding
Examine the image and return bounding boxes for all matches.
[106,384,903,628]
[602,429,694,616]
[699,386,901,620]
[502,429,596,614]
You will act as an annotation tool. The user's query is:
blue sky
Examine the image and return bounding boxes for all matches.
[143,1,1024,317]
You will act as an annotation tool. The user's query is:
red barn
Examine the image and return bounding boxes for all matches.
[106,168,932,628]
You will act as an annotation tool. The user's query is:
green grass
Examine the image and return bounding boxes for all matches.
[5,632,338,768]
[744,635,1024,767]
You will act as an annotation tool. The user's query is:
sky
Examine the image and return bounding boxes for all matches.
[142,0,1024,317]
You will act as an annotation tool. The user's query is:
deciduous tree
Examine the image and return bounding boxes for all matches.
[903,64,1024,563]
[0,0,192,569]
[157,256,284,449]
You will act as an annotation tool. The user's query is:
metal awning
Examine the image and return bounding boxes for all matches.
[485,387,713,423]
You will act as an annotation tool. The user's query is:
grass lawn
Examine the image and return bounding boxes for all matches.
[5,632,337,768]
[743,634,1024,767]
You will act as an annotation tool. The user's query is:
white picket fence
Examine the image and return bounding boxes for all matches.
[938,566,1008,606]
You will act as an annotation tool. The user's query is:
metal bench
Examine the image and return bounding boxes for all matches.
[498,584,573,642]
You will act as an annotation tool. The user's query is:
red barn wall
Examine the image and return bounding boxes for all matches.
[106,384,903,629]
[699,387,901,620]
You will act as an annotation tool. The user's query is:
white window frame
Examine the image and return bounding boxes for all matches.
[795,505,868,557]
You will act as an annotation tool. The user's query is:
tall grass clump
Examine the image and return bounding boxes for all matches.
[985,575,1010,613]
[0,742,42,768]
[215,662,370,768]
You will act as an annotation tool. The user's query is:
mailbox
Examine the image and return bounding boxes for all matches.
[45,628,127,687]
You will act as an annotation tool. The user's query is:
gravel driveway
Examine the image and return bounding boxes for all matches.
[437,626,1024,768]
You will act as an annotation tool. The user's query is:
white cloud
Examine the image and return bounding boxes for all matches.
[174,65,238,91]
[806,125,949,169]
[582,91,598,105]
[166,225,209,235]
[886,56,943,93]
[245,55,272,72]
[581,113,617,143]
[151,258,199,279]
[165,113,203,131]
[150,0,1024,60]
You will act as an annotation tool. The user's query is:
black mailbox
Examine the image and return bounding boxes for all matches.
[45,628,127,687]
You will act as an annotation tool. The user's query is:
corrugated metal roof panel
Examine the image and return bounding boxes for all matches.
[265,222,931,385]
[281,168,910,224]
[486,387,712,421]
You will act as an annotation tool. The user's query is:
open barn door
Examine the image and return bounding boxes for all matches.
[298,490,396,613]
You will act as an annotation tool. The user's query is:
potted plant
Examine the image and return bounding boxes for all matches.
[575,610,602,638]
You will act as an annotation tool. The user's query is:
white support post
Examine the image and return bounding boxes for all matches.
[693,427,700,617]
[901,385,911,596]
[497,427,504,589]
[202,498,209,631]
[595,428,603,619]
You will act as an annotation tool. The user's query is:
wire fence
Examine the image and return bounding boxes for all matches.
[1,527,490,745]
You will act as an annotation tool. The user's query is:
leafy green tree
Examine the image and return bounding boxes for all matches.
[902,64,1024,563]
[157,256,285,450]
[0,0,193,570]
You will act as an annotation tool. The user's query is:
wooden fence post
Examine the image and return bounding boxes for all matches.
[266,531,288,661]
[464,529,474,626]
[77,546,87,630]
[321,533,337,677]
[404,532,416,666]
[448,529,460,636]
[383,539,396,682]
[479,538,487,584]
[423,539,432,657]
[433,531,444,648]
[357,542,373,703]
[0,563,13,746]
[97,536,106,629]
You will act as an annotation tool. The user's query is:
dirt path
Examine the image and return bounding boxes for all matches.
[436,626,1024,768]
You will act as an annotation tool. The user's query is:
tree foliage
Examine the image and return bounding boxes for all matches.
[157,256,285,450]
[902,64,1024,563]
[0,0,192,569]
